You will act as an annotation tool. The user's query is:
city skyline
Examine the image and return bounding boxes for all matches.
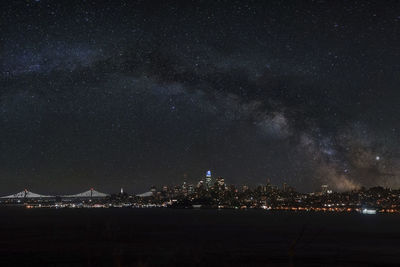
[2,172,399,216]
[1,168,398,197]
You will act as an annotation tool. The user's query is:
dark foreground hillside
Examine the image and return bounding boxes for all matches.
[0,208,399,266]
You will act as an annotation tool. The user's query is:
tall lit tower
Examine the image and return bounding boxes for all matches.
[205,170,212,188]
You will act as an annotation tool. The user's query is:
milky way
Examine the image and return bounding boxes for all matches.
[0,1,399,193]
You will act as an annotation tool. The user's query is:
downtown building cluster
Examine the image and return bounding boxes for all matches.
[1,171,400,214]
[132,171,400,214]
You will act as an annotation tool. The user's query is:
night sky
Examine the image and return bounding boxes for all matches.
[1,0,399,194]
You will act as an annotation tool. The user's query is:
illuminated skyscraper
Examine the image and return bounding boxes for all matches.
[188,184,194,194]
[197,180,204,188]
[216,177,225,187]
[182,181,188,196]
[205,170,212,188]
